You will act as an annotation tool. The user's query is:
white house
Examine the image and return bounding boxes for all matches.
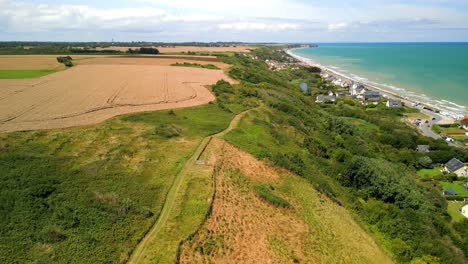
[386,99,402,108]
[461,204,468,219]
[444,158,468,177]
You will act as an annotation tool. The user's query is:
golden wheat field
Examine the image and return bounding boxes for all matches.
[0,56,233,132]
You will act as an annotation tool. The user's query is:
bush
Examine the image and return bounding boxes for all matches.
[418,156,434,169]
[254,184,289,207]
[154,124,182,138]
[57,56,73,67]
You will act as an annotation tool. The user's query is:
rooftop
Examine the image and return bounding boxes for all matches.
[445,158,465,172]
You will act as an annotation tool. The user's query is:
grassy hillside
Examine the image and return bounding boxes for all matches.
[180,142,393,263]
[0,105,233,263]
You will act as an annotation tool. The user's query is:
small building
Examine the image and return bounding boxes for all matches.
[299,82,308,93]
[363,91,382,101]
[462,204,468,219]
[443,188,457,195]
[316,95,336,103]
[336,92,350,98]
[461,116,468,129]
[416,145,430,153]
[350,86,367,96]
[386,99,402,108]
[444,158,468,177]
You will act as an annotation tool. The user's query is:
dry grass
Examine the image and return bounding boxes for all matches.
[0,56,233,132]
[0,55,63,70]
[180,143,394,264]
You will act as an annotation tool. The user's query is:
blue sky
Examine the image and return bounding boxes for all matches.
[1,0,468,42]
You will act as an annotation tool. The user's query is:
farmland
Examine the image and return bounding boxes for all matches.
[91,46,253,53]
[0,104,233,263]
[0,56,233,132]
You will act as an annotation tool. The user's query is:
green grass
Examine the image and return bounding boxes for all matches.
[0,69,58,79]
[0,104,232,263]
[170,62,220,70]
[340,117,379,130]
[254,184,290,207]
[441,181,468,195]
[447,201,466,222]
[417,168,443,178]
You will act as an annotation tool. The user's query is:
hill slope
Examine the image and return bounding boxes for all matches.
[180,140,393,263]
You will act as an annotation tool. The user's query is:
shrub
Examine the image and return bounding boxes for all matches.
[254,184,289,207]
[57,56,73,67]
[154,124,182,138]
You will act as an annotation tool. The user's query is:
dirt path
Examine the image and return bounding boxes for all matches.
[127,110,249,264]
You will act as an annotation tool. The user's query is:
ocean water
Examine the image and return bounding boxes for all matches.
[291,43,468,116]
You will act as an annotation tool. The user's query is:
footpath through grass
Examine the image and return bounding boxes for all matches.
[0,69,58,79]
[128,111,245,264]
[0,104,232,263]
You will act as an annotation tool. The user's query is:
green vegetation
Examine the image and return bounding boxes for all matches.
[447,202,466,223]
[171,62,220,70]
[127,47,160,55]
[254,184,290,207]
[417,167,443,178]
[442,181,468,195]
[216,47,468,263]
[0,104,233,263]
[56,56,73,67]
[0,69,58,79]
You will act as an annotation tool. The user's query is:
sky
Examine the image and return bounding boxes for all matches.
[1,0,468,42]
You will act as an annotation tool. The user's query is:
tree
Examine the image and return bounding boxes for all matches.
[418,156,434,169]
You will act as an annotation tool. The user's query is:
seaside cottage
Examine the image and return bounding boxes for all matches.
[443,158,468,177]
[350,86,367,96]
[386,99,402,108]
[363,91,382,102]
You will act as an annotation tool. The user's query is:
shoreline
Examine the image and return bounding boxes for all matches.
[287,48,465,121]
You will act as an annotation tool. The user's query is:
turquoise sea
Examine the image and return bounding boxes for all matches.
[291,43,468,116]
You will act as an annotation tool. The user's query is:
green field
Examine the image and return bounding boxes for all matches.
[0,104,232,263]
[0,69,58,79]
[441,181,468,195]
[417,168,443,178]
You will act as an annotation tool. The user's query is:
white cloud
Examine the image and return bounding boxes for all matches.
[0,0,467,41]
[218,22,300,31]
[328,22,349,31]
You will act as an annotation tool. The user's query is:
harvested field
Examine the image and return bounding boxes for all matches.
[0,56,233,132]
[93,46,252,53]
[180,143,394,264]
[156,46,252,53]
[79,56,230,69]
[0,55,63,70]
